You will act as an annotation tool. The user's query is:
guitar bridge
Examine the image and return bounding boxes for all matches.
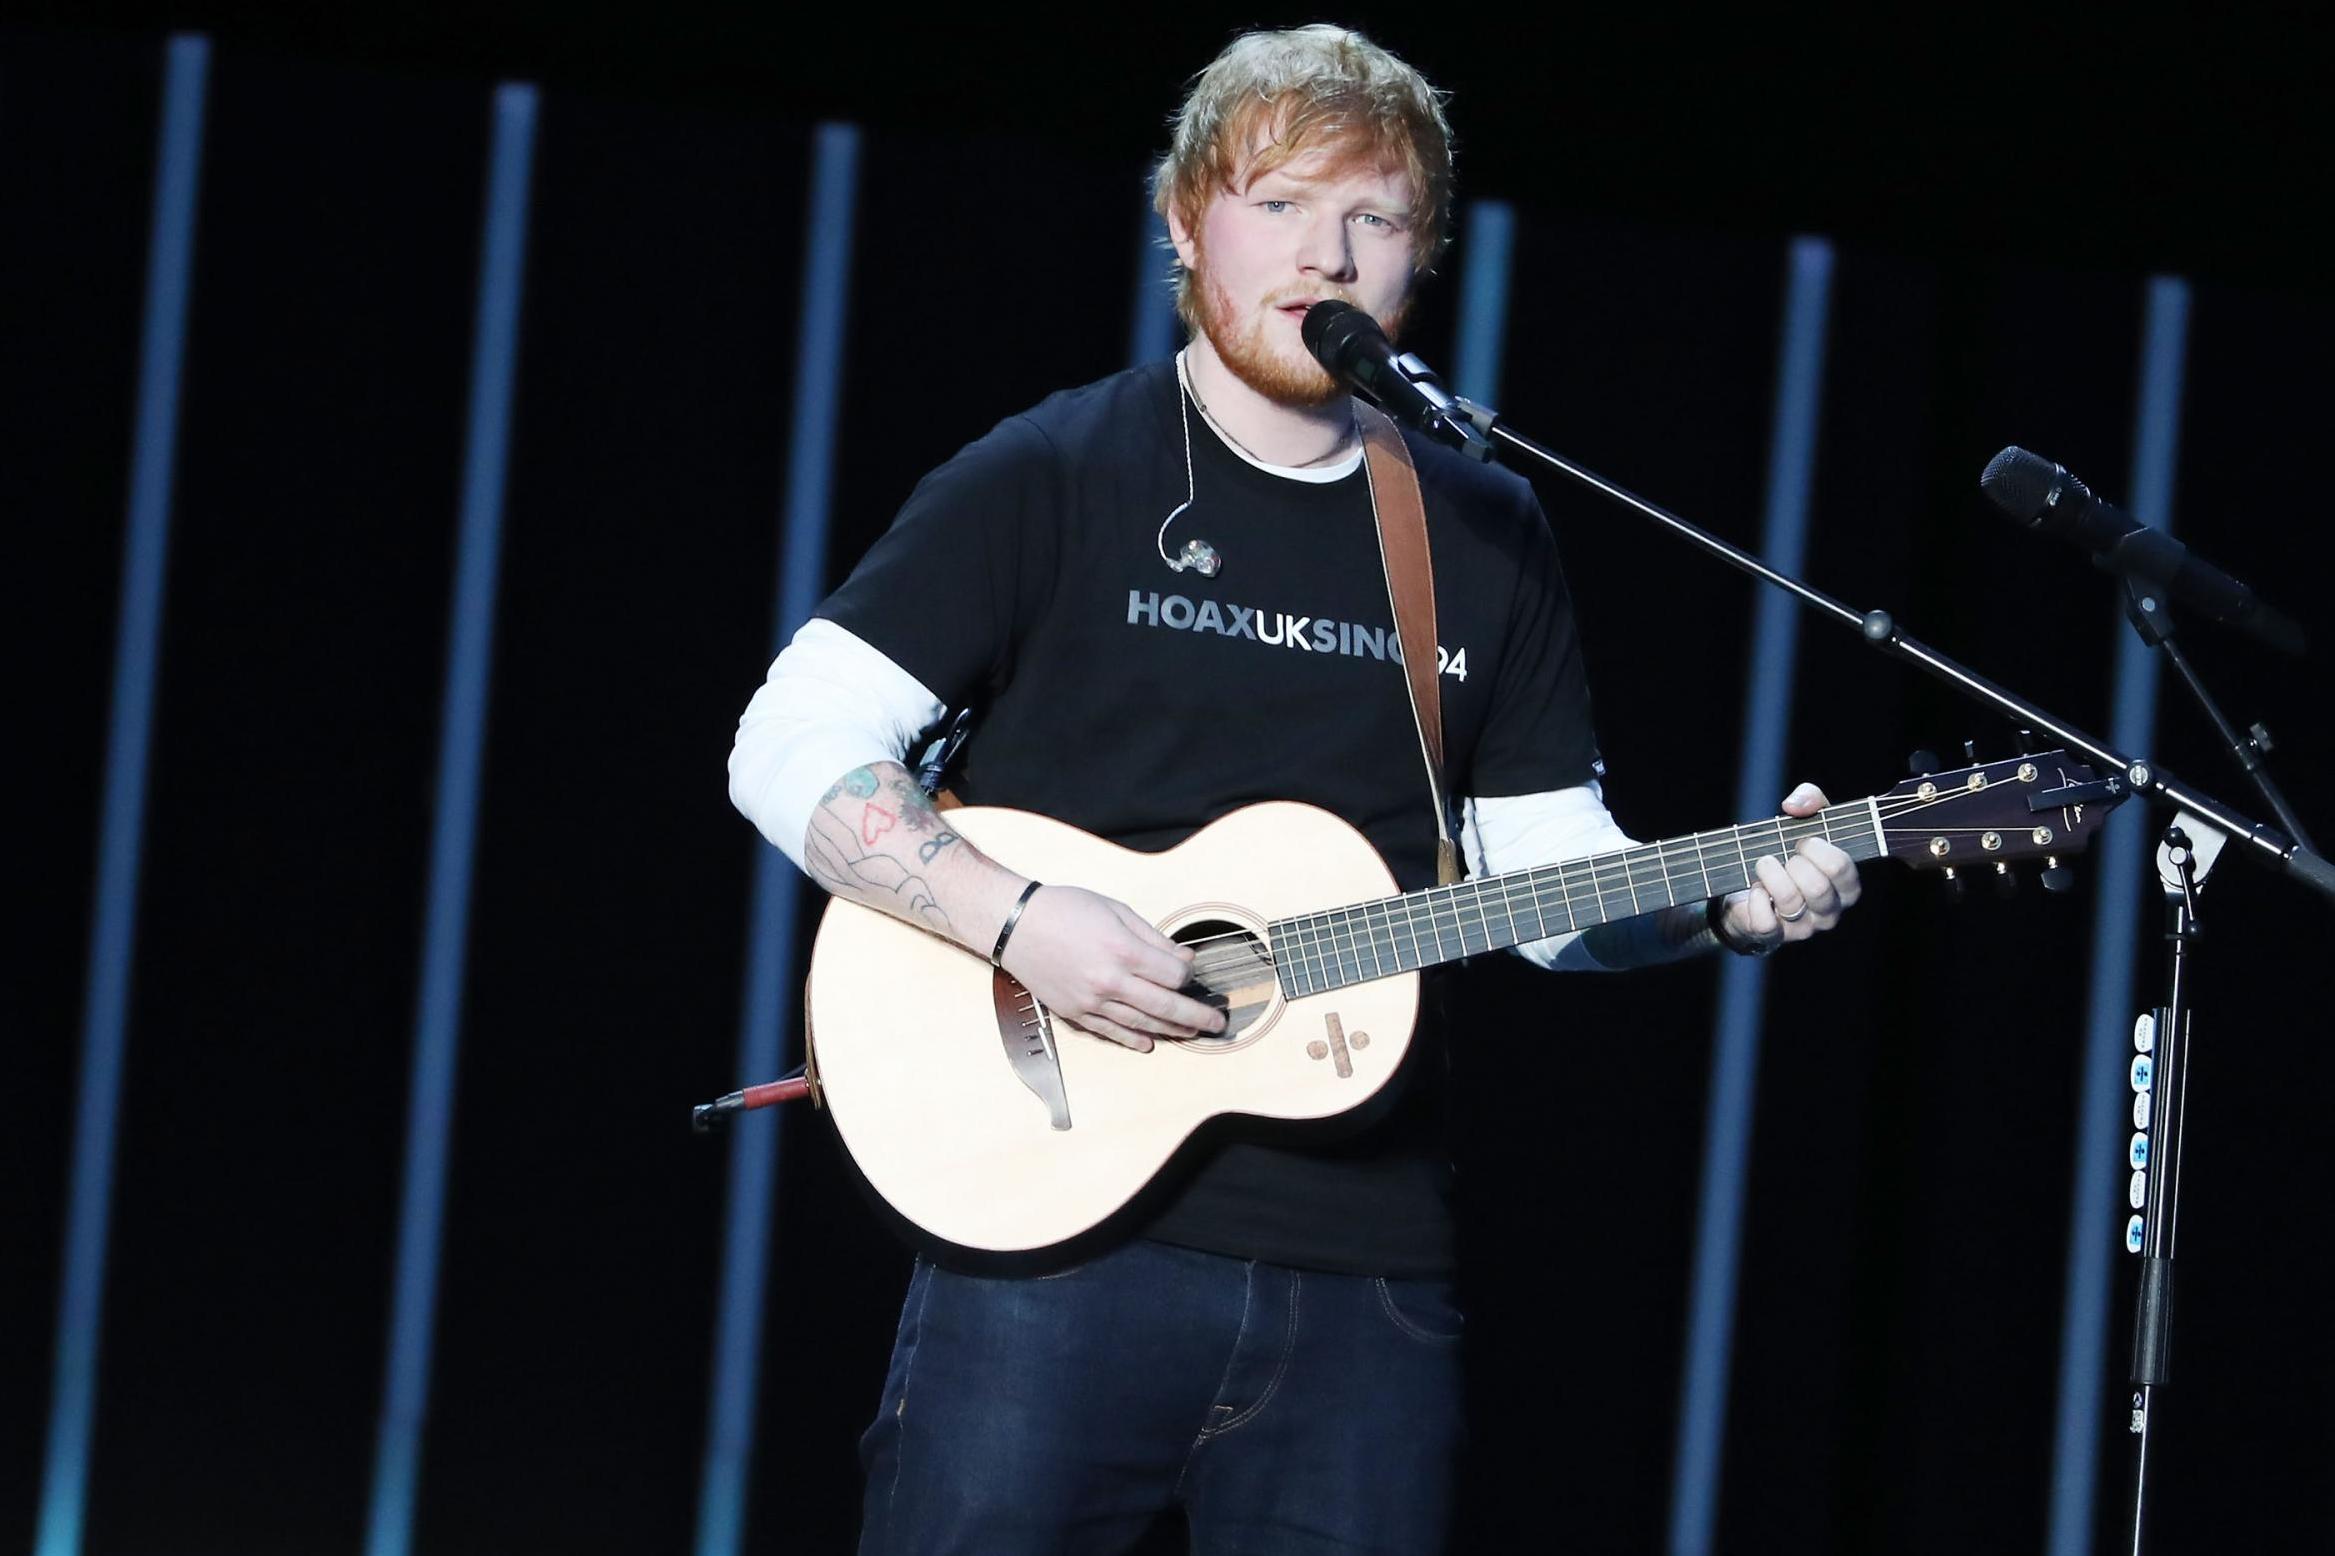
[992,971,1071,1130]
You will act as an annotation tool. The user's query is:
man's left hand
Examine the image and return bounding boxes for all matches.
[1717,782,1862,952]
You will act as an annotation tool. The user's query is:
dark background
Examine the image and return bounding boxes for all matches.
[7,6,2331,1552]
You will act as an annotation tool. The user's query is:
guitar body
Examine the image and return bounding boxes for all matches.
[805,802,1420,1253]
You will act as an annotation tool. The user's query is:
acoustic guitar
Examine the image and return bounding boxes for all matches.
[803,750,2126,1253]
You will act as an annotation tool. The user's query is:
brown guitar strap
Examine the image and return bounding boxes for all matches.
[1355,402,1462,887]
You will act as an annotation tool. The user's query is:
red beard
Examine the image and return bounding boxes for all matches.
[1189,253,1408,410]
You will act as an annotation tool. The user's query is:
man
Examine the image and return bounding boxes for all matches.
[729,24,1859,1553]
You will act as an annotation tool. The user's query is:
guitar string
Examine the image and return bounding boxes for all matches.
[1251,799,1956,941]
[1188,827,2053,973]
[1161,785,2086,981]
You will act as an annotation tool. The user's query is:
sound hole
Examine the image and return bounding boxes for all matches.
[1171,917,1277,1048]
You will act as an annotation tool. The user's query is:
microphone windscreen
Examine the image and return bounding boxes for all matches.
[1979,445,2062,521]
[1300,300,1375,370]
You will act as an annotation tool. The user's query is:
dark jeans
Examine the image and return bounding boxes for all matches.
[857,1238,1465,1555]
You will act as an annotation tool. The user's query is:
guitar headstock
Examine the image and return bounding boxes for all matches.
[1876,750,2130,885]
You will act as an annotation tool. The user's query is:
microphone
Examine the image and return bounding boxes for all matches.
[1979,446,2305,655]
[1300,302,1491,459]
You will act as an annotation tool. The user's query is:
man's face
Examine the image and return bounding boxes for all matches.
[1171,145,1419,407]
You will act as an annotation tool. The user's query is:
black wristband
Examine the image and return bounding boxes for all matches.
[1706,894,1771,957]
[991,881,1043,967]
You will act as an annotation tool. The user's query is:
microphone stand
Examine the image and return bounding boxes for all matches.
[2124,818,2205,1556]
[2119,577,2316,852]
[1410,393,2335,902]
[1399,387,2332,1556]
[2107,574,2313,1555]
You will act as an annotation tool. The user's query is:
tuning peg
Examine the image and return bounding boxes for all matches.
[1941,865,1966,904]
[2016,727,2040,754]
[1963,739,1980,765]
[1993,861,2018,899]
[2041,856,2075,893]
[1909,749,1941,776]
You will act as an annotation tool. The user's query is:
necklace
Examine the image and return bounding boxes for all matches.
[1176,352,1358,470]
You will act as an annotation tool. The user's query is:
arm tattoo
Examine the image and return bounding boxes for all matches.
[883,772,962,863]
[807,764,959,934]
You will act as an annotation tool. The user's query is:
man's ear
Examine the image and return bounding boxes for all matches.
[1165,201,1199,271]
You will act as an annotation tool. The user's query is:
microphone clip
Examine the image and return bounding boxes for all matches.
[1376,353,1496,462]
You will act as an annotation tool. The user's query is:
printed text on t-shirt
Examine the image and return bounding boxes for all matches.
[1126,589,1469,681]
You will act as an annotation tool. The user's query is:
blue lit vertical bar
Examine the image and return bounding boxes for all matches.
[1127,202,1177,367]
[35,34,210,1556]
[2045,275,2190,1556]
[1667,236,1835,1556]
[364,81,538,1556]
[693,122,863,1556]
[1449,200,1515,403]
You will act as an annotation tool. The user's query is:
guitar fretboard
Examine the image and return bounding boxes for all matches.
[1270,802,1886,997]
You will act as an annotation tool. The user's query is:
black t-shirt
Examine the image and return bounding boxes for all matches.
[818,360,1601,1275]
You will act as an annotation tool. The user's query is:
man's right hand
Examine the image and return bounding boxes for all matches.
[796,761,1223,1050]
[997,884,1228,1052]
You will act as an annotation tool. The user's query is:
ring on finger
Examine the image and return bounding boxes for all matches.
[1778,904,1808,922]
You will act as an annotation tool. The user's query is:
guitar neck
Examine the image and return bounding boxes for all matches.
[1270,799,1888,997]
